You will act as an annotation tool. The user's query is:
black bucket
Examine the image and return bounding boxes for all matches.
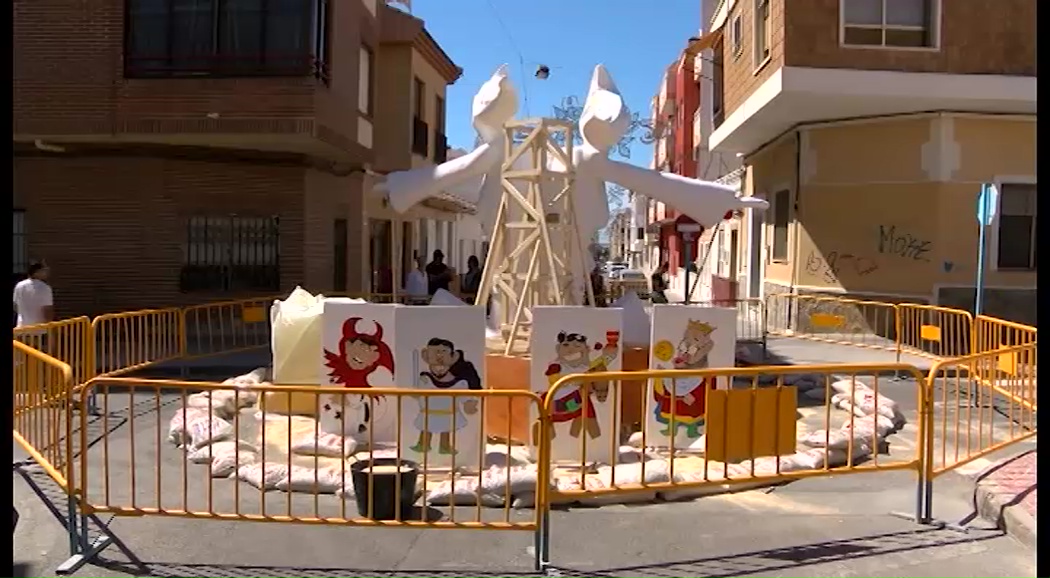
[351,458,420,520]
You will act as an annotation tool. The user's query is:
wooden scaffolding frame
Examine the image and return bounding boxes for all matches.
[475,118,595,355]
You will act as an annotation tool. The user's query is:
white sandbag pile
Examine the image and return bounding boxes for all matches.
[426,465,544,507]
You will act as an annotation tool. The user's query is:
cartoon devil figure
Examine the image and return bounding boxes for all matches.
[653,320,716,439]
[411,337,483,455]
[321,317,395,436]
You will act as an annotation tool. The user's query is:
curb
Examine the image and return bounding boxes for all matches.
[975,479,1037,550]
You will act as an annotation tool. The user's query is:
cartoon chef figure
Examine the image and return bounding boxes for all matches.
[653,320,717,440]
[540,330,619,441]
[411,337,482,456]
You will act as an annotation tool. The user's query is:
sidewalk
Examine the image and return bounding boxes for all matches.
[972,451,1037,549]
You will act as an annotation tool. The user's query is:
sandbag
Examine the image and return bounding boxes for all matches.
[188,440,257,464]
[841,414,897,441]
[167,408,213,447]
[236,462,290,490]
[660,461,753,501]
[830,379,872,396]
[186,391,239,419]
[800,428,874,451]
[827,443,872,467]
[275,465,347,494]
[290,432,358,458]
[426,466,542,507]
[576,461,672,505]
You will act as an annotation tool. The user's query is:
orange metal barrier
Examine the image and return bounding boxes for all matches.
[92,308,182,377]
[924,343,1037,479]
[183,297,274,359]
[699,298,765,345]
[13,340,75,491]
[75,379,547,536]
[898,304,973,360]
[544,364,926,510]
[14,316,92,387]
[973,315,1036,355]
[766,294,900,352]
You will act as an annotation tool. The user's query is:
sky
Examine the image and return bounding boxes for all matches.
[409,0,703,170]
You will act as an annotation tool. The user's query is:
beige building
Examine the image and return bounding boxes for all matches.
[366,3,475,294]
[698,0,1036,323]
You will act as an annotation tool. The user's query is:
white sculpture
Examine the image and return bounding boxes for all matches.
[377,63,769,329]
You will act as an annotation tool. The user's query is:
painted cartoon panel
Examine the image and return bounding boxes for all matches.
[320,300,399,445]
[647,305,738,451]
[395,306,487,470]
[530,306,623,465]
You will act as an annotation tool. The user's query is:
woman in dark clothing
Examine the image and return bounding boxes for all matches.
[650,262,669,304]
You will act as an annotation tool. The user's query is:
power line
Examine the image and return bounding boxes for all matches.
[482,0,531,116]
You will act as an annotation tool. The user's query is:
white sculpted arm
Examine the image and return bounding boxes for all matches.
[379,141,504,214]
[598,156,769,228]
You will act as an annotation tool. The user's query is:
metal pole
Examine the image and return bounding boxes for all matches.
[683,233,693,305]
[975,185,989,317]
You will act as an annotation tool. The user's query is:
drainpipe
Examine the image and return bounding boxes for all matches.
[788,130,803,328]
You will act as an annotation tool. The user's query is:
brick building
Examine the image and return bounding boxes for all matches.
[696,0,1035,323]
[13,0,465,318]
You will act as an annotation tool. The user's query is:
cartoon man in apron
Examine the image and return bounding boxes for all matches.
[412,337,482,455]
[539,330,619,441]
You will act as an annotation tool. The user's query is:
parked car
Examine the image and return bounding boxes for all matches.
[609,269,650,300]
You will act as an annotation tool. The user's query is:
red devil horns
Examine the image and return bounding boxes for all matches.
[341,317,383,342]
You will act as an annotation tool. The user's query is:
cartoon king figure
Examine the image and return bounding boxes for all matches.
[653,320,717,439]
[538,330,619,442]
[321,318,395,435]
[412,338,482,455]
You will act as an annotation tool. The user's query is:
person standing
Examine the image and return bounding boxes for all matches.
[13,260,54,330]
[461,255,482,302]
[405,256,429,305]
[589,263,607,307]
[650,262,669,304]
[425,249,452,295]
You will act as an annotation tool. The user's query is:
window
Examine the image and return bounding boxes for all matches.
[412,77,425,120]
[125,0,325,77]
[316,0,331,81]
[842,0,936,48]
[996,183,1037,271]
[712,38,725,128]
[754,0,771,65]
[180,215,280,292]
[358,45,374,115]
[730,14,743,57]
[434,95,447,162]
[13,209,27,287]
[771,189,790,261]
[333,218,348,292]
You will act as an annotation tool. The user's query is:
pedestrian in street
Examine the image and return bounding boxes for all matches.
[426,249,452,295]
[650,262,669,304]
[13,260,54,331]
[405,255,429,305]
[461,255,482,302]
[589,263,607,307]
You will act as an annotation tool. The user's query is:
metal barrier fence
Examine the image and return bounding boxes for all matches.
[766,294,900,352]
[92,308,182,377]
[183,297,274,359]
[973,314,1037,356]
[73,379,546,558]
[13,340,75,491]
[14,316,93,388]
[924,343,1038,480]
[898,304,973,360]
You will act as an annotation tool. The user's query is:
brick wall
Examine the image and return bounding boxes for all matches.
[13,155,307,317]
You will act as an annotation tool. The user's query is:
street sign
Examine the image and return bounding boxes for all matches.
[674,214,703,235]
[977,183,999,226]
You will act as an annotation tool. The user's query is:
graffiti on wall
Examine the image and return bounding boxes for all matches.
[804,251,878,285]
[877,225,932,262]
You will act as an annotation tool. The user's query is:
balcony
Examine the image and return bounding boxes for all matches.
[412,117,429,157]
[434,131,448,163]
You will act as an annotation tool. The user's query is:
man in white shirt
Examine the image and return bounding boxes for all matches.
[404,255,429,305]
[13,261,54,332]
